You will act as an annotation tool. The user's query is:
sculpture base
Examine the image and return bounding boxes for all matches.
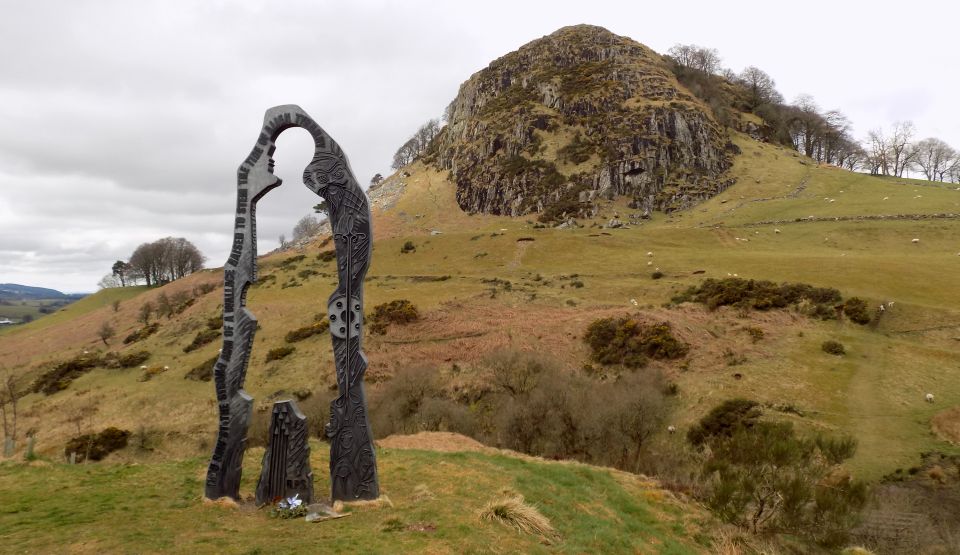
[255,400,314,506]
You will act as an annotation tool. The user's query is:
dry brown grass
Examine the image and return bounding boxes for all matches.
[931,406,960,444]
[478,493,559,544]
[377,431,488,453]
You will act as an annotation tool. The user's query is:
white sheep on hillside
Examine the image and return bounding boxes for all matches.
[667,425,677,434]
[912,238,920,244]
[926,393,935,403]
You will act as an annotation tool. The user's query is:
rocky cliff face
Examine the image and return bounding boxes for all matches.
[430,25,737,220]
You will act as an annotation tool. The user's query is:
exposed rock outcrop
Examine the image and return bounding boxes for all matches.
[430,25,736,220]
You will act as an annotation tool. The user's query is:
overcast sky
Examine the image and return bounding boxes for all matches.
[1,0,956,292]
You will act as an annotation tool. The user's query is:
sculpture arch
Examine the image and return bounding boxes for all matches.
[205,105,379,502]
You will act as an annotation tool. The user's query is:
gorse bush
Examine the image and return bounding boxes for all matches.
[279,254,306,270]
[673,278,842,318]
[843,297,871,325]
[690,400,866,547]
[822,340,846,356]
[265,346,295,362]
[369,300,420,335]
[687,398,761,447]
[184,355,218,382]
[118,351,151,368]
[122,322,159,344]
[64,427,130,462]
[285,320,330,343]
[31,353,102,395]
[557,132,594,164]
[584,317,688,368]
[183,329,219,353]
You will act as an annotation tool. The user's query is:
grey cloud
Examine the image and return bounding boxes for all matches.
[1,0,956,291]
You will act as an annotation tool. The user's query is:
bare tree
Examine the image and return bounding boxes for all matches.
[948,158,960,183]
[0,373,18,454]
[789,94,823,158]
[391,119,442,170]
[97,274,121,289]
[97,321,115,346]
[913,137,957,181]
[737,66,783,109]
[890,121,917,177]
[668,44,722,74]
[137,301,154,325]
[128,237,205,286]
[291,214,323,243]
[866,128,892,175]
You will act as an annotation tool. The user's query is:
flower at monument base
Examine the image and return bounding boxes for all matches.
[278,493,302,509]
[269,493,308,519]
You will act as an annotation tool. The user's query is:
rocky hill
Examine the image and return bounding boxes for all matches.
[432,25,736,221]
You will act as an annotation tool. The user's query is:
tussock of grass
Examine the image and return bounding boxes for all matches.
[479,493,558,543]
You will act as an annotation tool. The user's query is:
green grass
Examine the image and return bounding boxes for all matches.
[4,131,960,525]
[0,446,710,554]
[0,287,148,337]
[0,299,68,323]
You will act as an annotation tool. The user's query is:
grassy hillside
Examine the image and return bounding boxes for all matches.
[3,128,960,552]
[0,286,148,337]
[0,438,712,554]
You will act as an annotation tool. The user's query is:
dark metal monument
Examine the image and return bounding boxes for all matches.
[205,105,379,502]
[255,400,313,505]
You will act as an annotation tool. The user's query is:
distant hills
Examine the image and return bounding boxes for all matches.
[0,283,87,301]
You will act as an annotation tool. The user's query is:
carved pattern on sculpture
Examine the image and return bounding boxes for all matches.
[205,105,379,502]
[255,400,313,506]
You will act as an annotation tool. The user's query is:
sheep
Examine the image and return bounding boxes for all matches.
[163,365,170,371]
[926,393,935,403]
[667,425,677,434]
[646,251,654,257]
[774,228,781,234]
[912,238,920,244]
[647,261,653,266]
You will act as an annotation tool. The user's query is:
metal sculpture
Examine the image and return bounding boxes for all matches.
[255,400,313,506]
[205,105,379,501]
